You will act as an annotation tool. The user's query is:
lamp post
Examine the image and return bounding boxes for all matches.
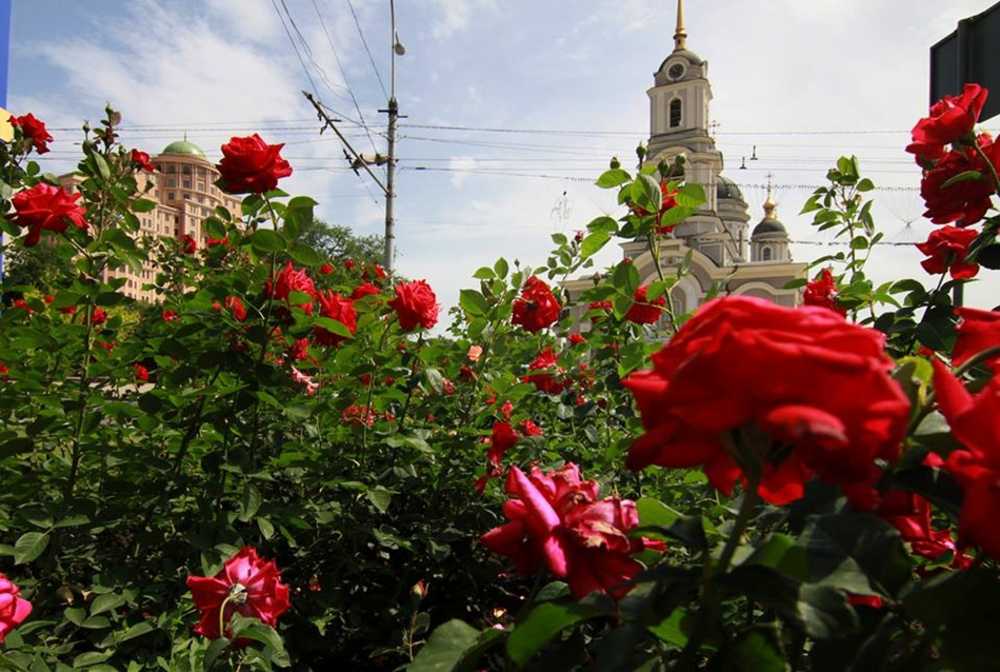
[381,0,404,273]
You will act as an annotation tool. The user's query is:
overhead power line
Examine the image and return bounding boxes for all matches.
[346,0,389,99]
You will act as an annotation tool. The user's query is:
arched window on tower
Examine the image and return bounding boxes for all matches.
[762,247,773,261]
[669,98,682,128]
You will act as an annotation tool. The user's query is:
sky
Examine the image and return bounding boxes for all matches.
[7,0,1000,315]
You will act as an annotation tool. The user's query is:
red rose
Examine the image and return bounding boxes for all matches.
[568,333,585,346]
[573,230,584,243]
[631,180,678,219]
[267,261,316,303]
[500,400,514,420]
[133,363,150,382]
[953,307,1000,371]
[207,236,229,248]
[512,276,561,332]
[319,263,334,275]
[225,296,247,322]
[0,573,32,644]
[589,300,612,312]
[180,234,197,254]
[522,347,565,395]
[11,183,88,247]
[487,421,519,467]
[481,464,664,599]
[907,84,988,166]
[313,291,357,346]
[162,310,179,322]
[351,282,380,300]
[91,308,107,326]
[920,136,1000,226]
[389,280,439,331]
[917,226,980,280]
[623,296,910,505]
[344,259,356,271]
[186,547,290,640]
[871,489,970,568]
[625,285,665,324]
[96,340,115,352]
[519,419,543,436]
[10,113,53,154]
[130,149,155,172]
[442,378,456,395]
[342,404,377,428]
[932,359,1000,559]
[289,337,310,361]
[216,134,293,195]
[12,299,31,313]
[0,363,8,379]
[803,268,845,315]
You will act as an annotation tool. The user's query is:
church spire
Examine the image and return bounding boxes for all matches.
[763,173,778,220]
[674,0,687,50]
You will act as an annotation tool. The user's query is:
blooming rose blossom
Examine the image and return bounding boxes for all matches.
[186,547,290,640]
[216,134,293,194]
[319,262,334,275]
[920,134,1000,227]
[803,268,845,315]
[625,285,665,325]
[907,84,988,166]
[313,291,357,346]
[10,113,53,154]
[162,310,179,322]
[500,400,514,420]
[512,276,561,333]
[344,259,356,271]
[871,488,971,569]
[225,296,247,322]
[0,573,32,644]
[180,234,197,254]
[96,340,115,352]
[130,149,155,172]
[467,345,483,362]
[487,421,519,467]
[389,280,440,331]
[952,307,1000,371]
[568,333,585,346]
[12,298,31,313]
[916,226,980,280]
[623,296,910,505]
[342,404,377,428]
[481,464,664,598]
[91,308,107,326]
[267,261,317,303]
[289,337,310,362]
[519,419,543,436]
[350,282,380,301]
[133,363,150,382]
[931,359,1000,559]
[442,378,456,395]
[522,348,565,395]
[11,183,88,247]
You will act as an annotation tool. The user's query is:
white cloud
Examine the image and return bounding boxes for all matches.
[429,0,497,39]
[205,0,280,43]
[448,156,477,188]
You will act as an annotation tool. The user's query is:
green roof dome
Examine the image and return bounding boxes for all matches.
[716,175,744,202]
[160,140,206,158]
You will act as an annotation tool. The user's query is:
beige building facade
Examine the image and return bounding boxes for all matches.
[565,0,805,321]
[60,140,242,303]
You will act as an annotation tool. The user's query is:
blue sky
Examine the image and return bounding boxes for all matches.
[8,0,999,312]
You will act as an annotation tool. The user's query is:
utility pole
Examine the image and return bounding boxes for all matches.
[381,0,404,273]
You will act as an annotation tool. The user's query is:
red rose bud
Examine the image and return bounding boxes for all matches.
[130,149,155,172]
[803,267,845,315]
[512,276,561,333]
[162,310,179,322]
[519,419,543,436]
[916,226,980,280]
[91,308,107,326]
[313,291,357,346]
[410,580,428,600]
[11,183,88,247]
[623,296,910,506]
[344,259,356,271]
[906,83,988,166]
[500,400,514,420]
[44,294,54,304]
[133,363,150,382]
[12,299,31,313]
[186,547,291,640]
[10,112,53,154]
[487,421,519,467]
[289,337,310,361]
[319,262,334,275]
[568,333,585,345]
[0,573,33,644]
[389,280,440,332]
[574,230,584,243]
[0,363,8,379]
[481,464,664,599]
[216,134,292,195]
[625,285,665,325]
[180,234,197,254]
[351,282,380,300]
[225,296,247,322]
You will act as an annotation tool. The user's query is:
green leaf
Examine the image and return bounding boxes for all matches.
[14,531,49,565]
[408,619,481,672]
[726,627,789,672]
[494,258,509,278]
[459,289,489,317]
[977,243,1000,270]
[586,216,619,236]
[258,517,275,540]
[72,651,112,668]
[595,168,631,188]
[250,229,286,253]
[506,599,610,666]
[941,169,983,189]
[472,267,495,280]
[92,153,111,180]
[132,198,156,213]
[289,242,323,267]
[204,218,226,240]
[119,621,155,643]
[366,486,393,513]
[204,638,231,669]
[90,593,125,616]
[579,232,610,260]
[239,484,263,522]
[856,178,875,192]
[314,316,354,339]
[637,173,663,212]
[0,437,33,460]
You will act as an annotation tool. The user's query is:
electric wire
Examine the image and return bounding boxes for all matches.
[346,0,389,99]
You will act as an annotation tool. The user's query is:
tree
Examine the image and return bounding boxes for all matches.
[298,217,383,262]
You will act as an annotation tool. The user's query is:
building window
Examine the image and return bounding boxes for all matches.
[168,192,175,200]
[183,180,192,188]
[169,178,177,187]
[669,98,682,128]
[762,247,772,261]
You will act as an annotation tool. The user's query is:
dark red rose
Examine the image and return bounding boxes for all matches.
[512,276,561,333]
[953,307,1000,371]
[11,183,88,247]
[289,337,310,361]
[568,332,585,345]
[131,149,155,172]
[43,294,54,305]
[180,234,197,254]
[225,296,247,322]
[133,363,150,382]
[917,226,980,280]
[803,268,845,315]
[623,296,910,505]
[573,230,584,243]
[342,404,377,428]
[500,400,513,420]
[162,310,178,322]
[481,464,665,599]
[487,421,519,467]
[0,573,33,644]
[186,547,290,640]
[871,488,970,567]
[932,358,1000,559]
[521,347,565,395]
[344,259,356,271]
[91,308,107,326]
[351,282,380,300]
[389,280,439,331]
[12,299,31,313]
[920,135,1000,227]
[625,285,665,325]
[0,363,8,379]
[519,419,543,436]
[266,261,316,317]
[10,113,53,154]
[907,84,988,166]
[313,291,357,346]
[216,134,293,195]
[319,263,334,275]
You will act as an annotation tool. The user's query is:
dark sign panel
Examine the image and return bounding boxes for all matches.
[931,1,1000,120]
